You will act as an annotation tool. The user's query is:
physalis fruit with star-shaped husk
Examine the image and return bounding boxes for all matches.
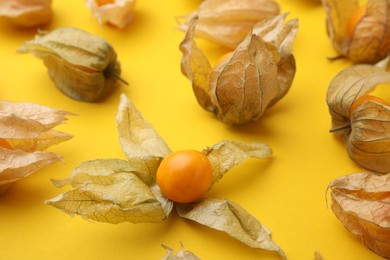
[17,27,125,102]
[85,0,136,29]
[322,0,390,64]
[177,0,280,49]
[327,171,390,258]
[46,94,285,258]
[326,58,390,173]
[0,100,72,195]
[180,14,298,125]
[0,0,52,28]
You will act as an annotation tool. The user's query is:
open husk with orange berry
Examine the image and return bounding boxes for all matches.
[322,0,390,63]
[46,94,285,258]
[326,58,390,173]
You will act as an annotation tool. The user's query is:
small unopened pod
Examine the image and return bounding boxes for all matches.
[17,27,124,102]
[327,59,390,173]
[0,0,52,28]
[180,14,298,125]
[328,172,390,258]
[322,0,390,64]
[177,0,280,49]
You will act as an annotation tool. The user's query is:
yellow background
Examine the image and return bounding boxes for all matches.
[0,0,384,259]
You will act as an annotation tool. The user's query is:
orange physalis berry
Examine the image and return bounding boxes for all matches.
[346,5,366,38]
[156,150,213,203]
[350,95,389,115]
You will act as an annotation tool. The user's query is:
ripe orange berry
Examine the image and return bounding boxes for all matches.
[350,95,389,115]
[0,139,12,149]
[96,0,115,6]
[156,150,213,203]
[214,52,233,68]
[346,5,366,38]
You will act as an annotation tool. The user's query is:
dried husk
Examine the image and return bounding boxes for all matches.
[322,0,390,64]
[177,0,280,49]
[17,27,122,102]
[161,243,201,260]
[326,60,390,173]
[47,158,172,223]
[0,100,72,194]
[0,0,52,28]
[328,172,390,258]
[85,0,136,29]
[47,94,282,256]
[180,14,298,125]
[176,198,286,259]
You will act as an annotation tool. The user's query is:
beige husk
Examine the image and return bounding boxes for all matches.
[177,0,280,49]
[328,172,390,258]
[322,0,390,63]
[180,14,298,125]
[0,100,72,194]
[326,59,390,173]
[85,0,136,29]
[0,0,52,27]
[17,27,123,102]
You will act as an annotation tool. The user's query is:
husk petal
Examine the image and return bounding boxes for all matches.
[47,158,172,223]
[176,198,285,258]
[177,0,280,49]
[0,148,62,193]
[203,140,272,185]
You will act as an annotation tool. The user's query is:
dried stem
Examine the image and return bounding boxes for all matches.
[329,124,351,133]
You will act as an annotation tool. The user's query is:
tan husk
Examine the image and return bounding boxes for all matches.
[17,27,123,102]
[177,0,280,49]
[322,0,390,64]
[85,0,136,29]
[0,0,52,28]
[0,100,72,194]
[176,198,285,258]
[326,60,390,173]
[328,172,390,258]
[161,243,201,260]
[180,14,298,125]
[47,94,283,256]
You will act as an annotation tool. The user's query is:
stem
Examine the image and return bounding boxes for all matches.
[327,55,345,61]
[109,72,129,85]
[329,124,351,133]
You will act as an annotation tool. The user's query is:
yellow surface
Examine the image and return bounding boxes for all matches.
[0,0,384,259]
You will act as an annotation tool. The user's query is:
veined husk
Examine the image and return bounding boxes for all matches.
[180,14,298,125]
[46,94,285,258]
[326,59,390,173]
[177,0,280,49]
[328,172,390,258]
[17,27,123,102]
[85,0,136,29]
[0,100,73,194]
[0,0,52,28]
[322,0,390,64]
